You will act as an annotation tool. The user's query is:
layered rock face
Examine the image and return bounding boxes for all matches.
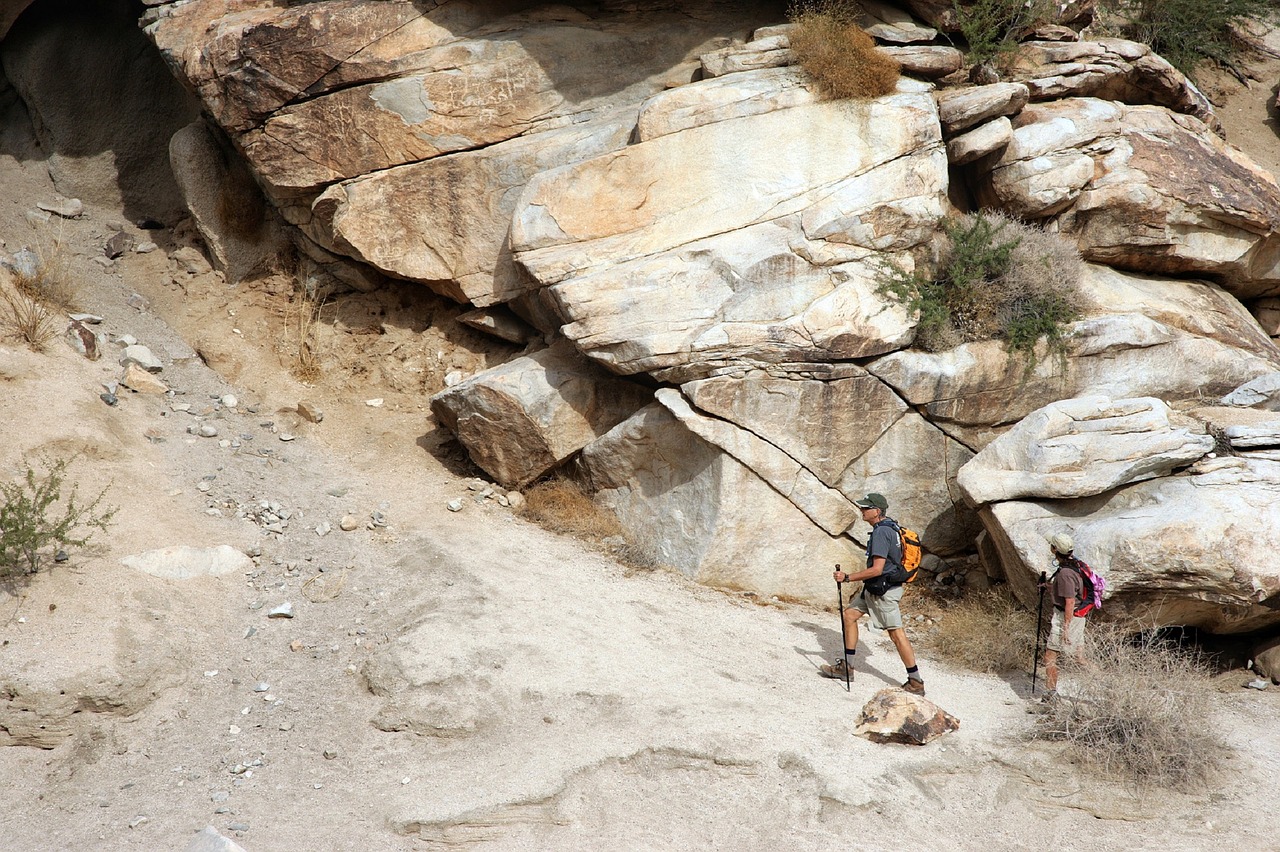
[108,0,1280,625]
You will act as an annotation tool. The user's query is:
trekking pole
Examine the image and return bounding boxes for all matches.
[1031,571,1047,696]
[835,565,850,692]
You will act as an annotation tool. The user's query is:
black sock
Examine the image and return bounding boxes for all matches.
[844,648,857,656]
[906,665,922,681]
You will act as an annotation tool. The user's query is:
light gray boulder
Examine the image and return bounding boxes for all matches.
[1222,373,1280,411]
[575,403,859,604]
[956,395,1213,506]
[975,98,1280,298]
[430,343,651,489]
[946,117,1012,165]
[984,457,1280,634]
[1003,38,1219,133]
[868,264,1280,447]
[655,388,860,535]
[514,89,947,381]
[935,83,1029,136]
[307,115,635,307]
[636,67,817,141]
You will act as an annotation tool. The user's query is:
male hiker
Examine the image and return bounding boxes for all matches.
[1042,532,1089,697]
[820,492,924,695]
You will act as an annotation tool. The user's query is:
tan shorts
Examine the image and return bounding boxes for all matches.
[1047,608,1086,653]
[851,584,904,630]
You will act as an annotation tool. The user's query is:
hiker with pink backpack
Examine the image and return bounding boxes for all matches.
[1039,532,1105,699]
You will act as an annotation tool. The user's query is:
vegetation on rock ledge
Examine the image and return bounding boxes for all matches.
[788,0,901,99]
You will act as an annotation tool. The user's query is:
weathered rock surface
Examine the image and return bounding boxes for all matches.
[575,403,858,603]
[974,99,1280,297]
[1223,372,1280,411]
[430,343,651,489]
[946,117,1012,165]
[121,544,252,580]
[983,457,1280,633]
[1003,39,1219,133]
[153,0,763,196]
[656,388,860,535]
[308,115,634,306]
[853,688,959,745]
[515,89,944,380]
[935,83,1029,135]
[636,66,817,141]
[956,396,1213,506]
[869,264,1280,444]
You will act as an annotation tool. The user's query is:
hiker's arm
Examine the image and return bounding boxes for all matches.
[839,557,885,584]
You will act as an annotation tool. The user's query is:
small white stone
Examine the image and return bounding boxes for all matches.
[279,433,295,442]
[446,499,463,513]
[365,398,384,407]
[229,725,241,735]
[221,394,238,408]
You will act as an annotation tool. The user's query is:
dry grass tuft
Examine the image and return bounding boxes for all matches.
[284,289,328,383]
[788,1,900,100]
[1033,625,1226,789]
[520,477,624,541]
[11,242,78,311]
[2,286,60,351]
[921,587,1036,673]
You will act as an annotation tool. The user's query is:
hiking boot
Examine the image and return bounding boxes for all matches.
[901,678,925,696]
[819,658,853,680]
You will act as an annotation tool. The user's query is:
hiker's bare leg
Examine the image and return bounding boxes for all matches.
[844,607,863,651]
[1044,649,1059,692]
[887,627,917,669]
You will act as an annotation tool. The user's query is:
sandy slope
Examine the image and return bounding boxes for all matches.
[2,65,1280,852]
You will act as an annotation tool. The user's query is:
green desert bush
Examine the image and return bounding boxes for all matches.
[0,457,115,578]
[1033,625,1226,789]
[788,0,901,99]
[954,0,1057,66]
[878,211,1083,359]
[1095,0,1276,80]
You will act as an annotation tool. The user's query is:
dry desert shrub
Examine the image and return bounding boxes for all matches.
[1,284,60,351]
[878,211,1083,359]
[788,1,900,100]
[11,244,78,311]
[520,476,624,541]
[922,586,1036,673]
[284,289,328,383]
[1033,625,1225,789]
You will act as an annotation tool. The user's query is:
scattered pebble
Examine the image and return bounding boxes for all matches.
[298,401,324,423]
[339,515,359,531]
[128,816,148,829]
[279,721,293,732]
[221,394,238,408]
[446,499,463,513]
[323,750,338,760]
[279,433,295,442]
[365,398,384,407]
[253,682,271,693]
[1245,679,1270,690]
[211,791,229,803]
[227,822,249,832]
[229,725,241,735]
[267,602,294,619]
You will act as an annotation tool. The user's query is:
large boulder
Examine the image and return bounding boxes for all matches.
[307,115,635,306]
[575,404,859,604]
[514,88,946,381]
[1222,373,1280,411]
[1003,39,1219,133]
[868,264,1280,447]
[956,395,1213,506]
[982,457,1280,634]
[973,99,1280,298]
[677,368,976,553]
[430,343,651,489]
[853,689,959,745]
[151,0,766,198]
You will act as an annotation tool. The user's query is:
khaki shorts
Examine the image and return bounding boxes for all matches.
[851,584,904,630]
[1047,608,1086,653]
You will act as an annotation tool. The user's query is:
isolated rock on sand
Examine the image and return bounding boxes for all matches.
[121,545,252,580]
[186,826,247,852]
[854,688,959,745]
[120,362,168,395]
[1253,635,1280,684]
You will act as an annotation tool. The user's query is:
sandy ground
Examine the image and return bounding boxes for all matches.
[2,48,1280,852]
